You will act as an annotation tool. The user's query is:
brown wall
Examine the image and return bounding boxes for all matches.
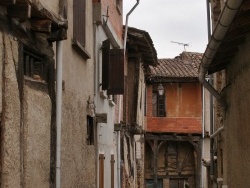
[218,34,250,187]
[146,83,202,133]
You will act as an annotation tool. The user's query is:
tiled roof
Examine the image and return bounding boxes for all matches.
[147,52,202,80]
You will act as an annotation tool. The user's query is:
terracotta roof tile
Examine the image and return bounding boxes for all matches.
[148,52,202,80]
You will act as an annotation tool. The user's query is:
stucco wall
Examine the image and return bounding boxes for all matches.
[1,33,21,188]
[59,0,96,187]
[23,82,51,188]
[222,35,250,187]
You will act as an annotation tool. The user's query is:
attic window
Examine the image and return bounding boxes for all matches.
[23,49,47,82]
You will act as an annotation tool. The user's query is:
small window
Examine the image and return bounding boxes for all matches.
[23,49,47,82]
[152,84,166,117]
[87,116,94,145]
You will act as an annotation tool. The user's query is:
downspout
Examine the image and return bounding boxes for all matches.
[56,41,63,188]
[117,1,140,188]
[123,0,140,53]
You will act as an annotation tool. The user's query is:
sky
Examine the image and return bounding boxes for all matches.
[123,0,209,58]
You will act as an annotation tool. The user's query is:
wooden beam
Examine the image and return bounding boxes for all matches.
[30,19,52,33]
[7,4,31,19]
[48,28,67,42]
[0,0,16,5]
[145,133,201,142]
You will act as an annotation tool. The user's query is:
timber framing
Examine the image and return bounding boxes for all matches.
[145,133,201,143]
[0,0,68,41]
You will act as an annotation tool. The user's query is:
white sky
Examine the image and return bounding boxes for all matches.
[123,0,209,58]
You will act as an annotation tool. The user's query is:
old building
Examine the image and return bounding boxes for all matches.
[0,0,98,187]
[199,0,250,187]
[93,0,125,187]
[0,0,151,187]
[145,52,203,188]
[122,26,158,188]
[0,0,69,187]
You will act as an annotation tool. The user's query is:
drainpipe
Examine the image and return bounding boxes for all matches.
[123,0,140,54]
[117,1,140,188]
[56,41,63,188]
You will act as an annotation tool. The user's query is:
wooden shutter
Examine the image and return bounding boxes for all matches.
[102,39,110,90]
[73,0,86,47]
[107,49,124,95]
[110,154,115,188]
[99,154,105,188]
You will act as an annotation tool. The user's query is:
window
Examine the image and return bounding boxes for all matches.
[23,49,48,82]
[101,39,124,95]
[152,85,166,117]
[72,0,90,59]
[87,116,94,145]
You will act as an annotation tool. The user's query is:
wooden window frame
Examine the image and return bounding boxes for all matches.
[72,0,90,59]
[152,84,166,117]
[23,48,48,83]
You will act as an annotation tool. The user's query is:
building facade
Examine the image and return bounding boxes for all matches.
[145,52,203,188]
[122,26,158,188]
[0,0,124,187]
[199,0,250,187]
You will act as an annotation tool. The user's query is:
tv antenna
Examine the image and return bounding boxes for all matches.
[171,41,189,51]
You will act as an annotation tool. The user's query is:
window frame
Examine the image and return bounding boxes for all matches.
[152,84,166,117]
[72,0,90,59]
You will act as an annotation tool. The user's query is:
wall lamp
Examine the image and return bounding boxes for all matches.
[157,83,164,96]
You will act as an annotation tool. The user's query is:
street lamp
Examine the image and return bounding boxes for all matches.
[157,83,164,96]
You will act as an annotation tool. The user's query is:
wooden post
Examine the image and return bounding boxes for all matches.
[153,139,158,188]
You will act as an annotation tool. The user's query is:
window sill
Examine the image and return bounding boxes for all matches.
[72,38,91,60]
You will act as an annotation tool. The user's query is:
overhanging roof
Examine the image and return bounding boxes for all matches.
[125,26,158,66]
[207,0,249,74]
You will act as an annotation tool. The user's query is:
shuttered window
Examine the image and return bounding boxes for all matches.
[110,154,115,188]
[72,0,90,59]
[99,154,105,188]
[107,49,124,95]
[102,39,110,90]
[102,39,124,95]
[73,0,86,47]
